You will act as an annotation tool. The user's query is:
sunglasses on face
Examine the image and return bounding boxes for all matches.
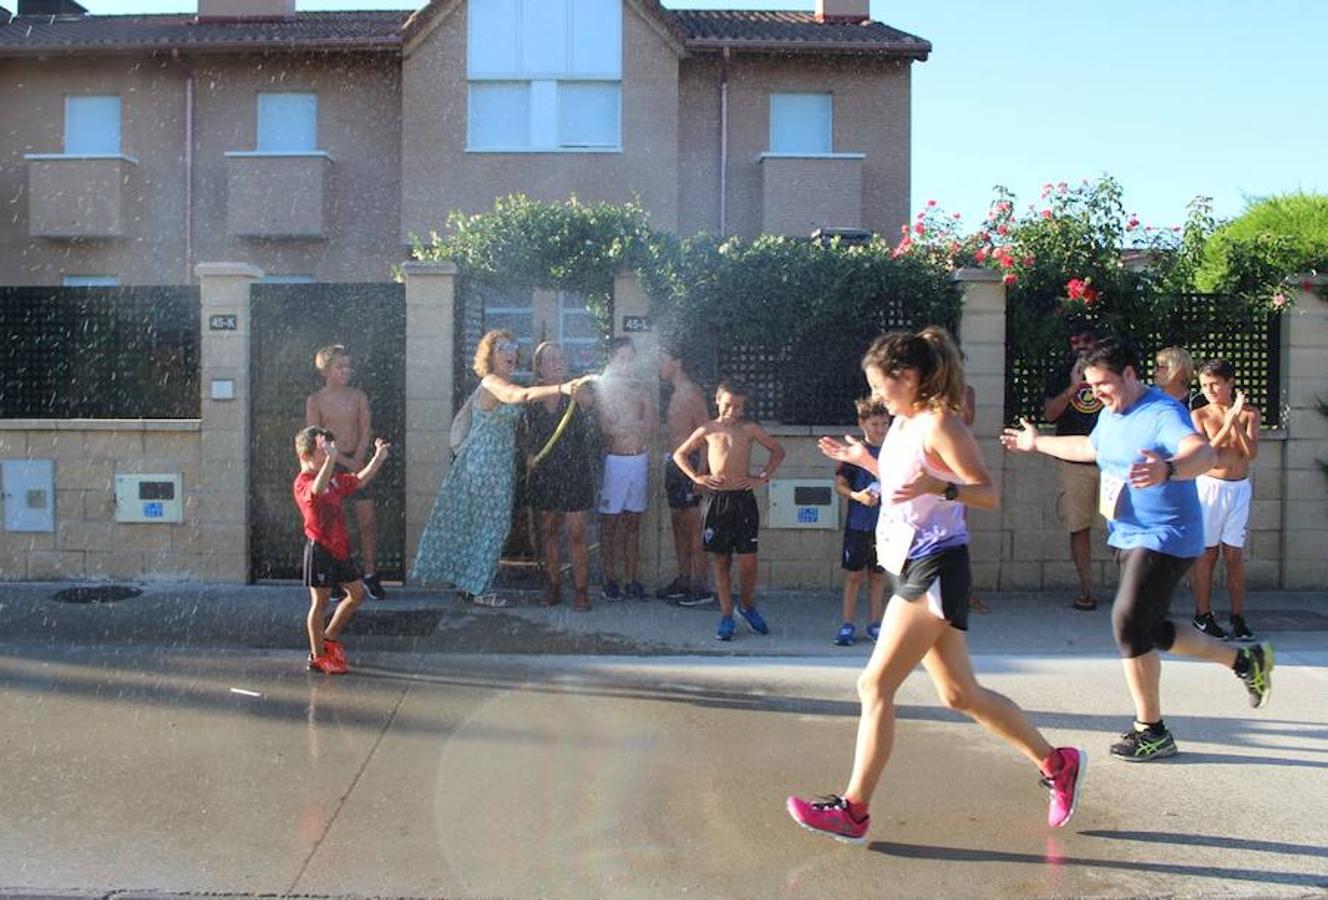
[497,341,519,354]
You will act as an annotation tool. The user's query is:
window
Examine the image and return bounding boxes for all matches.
[257,92,318,153]
[467,0,621,151]
[64,95,121,155]
[557,291,600,373]
[62,275,119,287]
[769,93,833,155]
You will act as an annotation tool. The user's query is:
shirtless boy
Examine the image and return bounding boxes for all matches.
[306,345,384,600]
[657,344,713,606]
[672,380,785,641]
[1190,359,1261,641]
[595,337,655,600]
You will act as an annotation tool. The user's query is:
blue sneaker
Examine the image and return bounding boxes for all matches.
[834,623,856,646]
[716,615,736,641]
[603,581,622,601]
[737,603,769,635]
[867,622,881,643]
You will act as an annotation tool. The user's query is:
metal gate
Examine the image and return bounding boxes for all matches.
[248,282,406,581]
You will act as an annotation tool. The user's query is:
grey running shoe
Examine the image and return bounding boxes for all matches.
[1109,726,1178,762]
[1192,612,1229,641]
[677,588,715,607]
[1229,615,1255,641]
[1238,642,1274,708]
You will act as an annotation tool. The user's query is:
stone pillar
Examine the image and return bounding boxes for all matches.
[954,268,1006,591]
[1279,274,1328,588]
[402,261,458,573]
[194,262,262,583]
[612,268,665,587]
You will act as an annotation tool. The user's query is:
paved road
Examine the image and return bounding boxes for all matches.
[1,583,1326,898]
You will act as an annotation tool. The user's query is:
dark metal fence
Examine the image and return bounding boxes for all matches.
[1006,295,1282,427]
[248,282,406,581]
[682,297,962,426]
[0,286,199,418]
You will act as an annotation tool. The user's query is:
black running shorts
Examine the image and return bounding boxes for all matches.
[665,457,701,510]
[1111,547,1192,658]
[302,539,362,589]
[701,489,759,555]
[889,544,972,631]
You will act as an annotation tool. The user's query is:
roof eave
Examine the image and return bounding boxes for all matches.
[0,37,402,56]
[684,39,930,61]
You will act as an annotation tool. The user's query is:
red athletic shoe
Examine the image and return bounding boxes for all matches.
[323,638,347,667]
[307,652,347,675]
[786,794,869,844]
[1042,747,1086,828]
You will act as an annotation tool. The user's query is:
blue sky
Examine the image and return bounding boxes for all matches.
[78,0,1328,231]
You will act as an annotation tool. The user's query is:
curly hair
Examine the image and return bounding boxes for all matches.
[473,329,517,378]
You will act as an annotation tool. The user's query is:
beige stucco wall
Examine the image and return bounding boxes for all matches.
[400,1,681,239]
[0,56,190,285]
[690,53,911,240]
[0,421,203,580]
[0,51,402,286]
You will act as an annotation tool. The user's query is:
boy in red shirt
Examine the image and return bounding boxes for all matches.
[293,426,391,674]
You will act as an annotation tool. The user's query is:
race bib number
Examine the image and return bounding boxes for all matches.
[877,520,915,576]
[1099,473,1126,521]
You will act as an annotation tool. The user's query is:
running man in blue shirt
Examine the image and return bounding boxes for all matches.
[1002,337,1273,762]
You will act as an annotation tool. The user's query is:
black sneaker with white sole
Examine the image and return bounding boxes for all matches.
[1109,725,1178,762]
[1192,612,1229,641]
[362,573,386,601]
[1229,614,1255,641]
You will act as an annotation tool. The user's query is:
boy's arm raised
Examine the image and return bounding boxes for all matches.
[354,438,392,487]
[312,435,337,495]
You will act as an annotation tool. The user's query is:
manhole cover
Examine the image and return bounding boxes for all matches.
[342,609,444,636]
[52,585,143,604]
[1250,609,1328,632]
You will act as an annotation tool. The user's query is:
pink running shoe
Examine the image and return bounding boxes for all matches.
[1042,747,1086,828]
[786,794,869,844]
[323,638,347,667]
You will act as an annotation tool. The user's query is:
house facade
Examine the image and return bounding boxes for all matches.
[0,0,931,287]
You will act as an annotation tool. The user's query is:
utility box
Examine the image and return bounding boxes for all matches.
[767,478,839,530]
[2,459,55,532]
[115,474,184,524]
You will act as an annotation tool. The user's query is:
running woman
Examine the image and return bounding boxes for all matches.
[786,327,1085,844]
[1001,337,1273,763]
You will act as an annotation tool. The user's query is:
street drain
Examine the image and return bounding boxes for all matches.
[52,585,143,604]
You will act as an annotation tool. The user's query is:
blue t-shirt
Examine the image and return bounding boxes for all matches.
[1089,386,1203,557]
[837,444,882,532]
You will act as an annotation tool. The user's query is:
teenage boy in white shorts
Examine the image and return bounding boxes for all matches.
[595,337,654,600]
[1190,359,1260,641]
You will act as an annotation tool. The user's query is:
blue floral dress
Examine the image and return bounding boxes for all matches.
[410,399,524,595]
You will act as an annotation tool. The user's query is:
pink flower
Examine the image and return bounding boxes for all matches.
[1056,181,1068,193]
[901,224,910,235]
[916,211,926,219]
[1066,278,1085,300]
[1272,292,1287,308]
[975,247,989,263]
[915,222,926,235]
[1126,216,1139,231]
[999,254,1014,269]
[926,199,938,207]
[997,223,1009,236]
[1002,273,1017,286]
[1041,209,1053,220]
[952,212,962,220]
[1024,254,1036,266]
[1171,226,1181,233]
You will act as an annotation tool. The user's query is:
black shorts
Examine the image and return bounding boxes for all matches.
[889,545,972,631]
[1111,547,1193,658]
[302,539,362,589]
[842,529,884,573]
[336,464,373,502]
[665,456,701,509]
[701,489,759,555]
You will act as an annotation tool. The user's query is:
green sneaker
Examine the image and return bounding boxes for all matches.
[1238,642,1274,708]
[1109,725,1178,762]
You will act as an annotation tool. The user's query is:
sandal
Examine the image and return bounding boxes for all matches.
[968,594,990,614]
[573,589,591,613]
[471,593,513,608]
[1072,594,1097,611]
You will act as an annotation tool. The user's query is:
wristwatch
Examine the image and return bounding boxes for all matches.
[943,482,959,501]
[1164,459,1176,481]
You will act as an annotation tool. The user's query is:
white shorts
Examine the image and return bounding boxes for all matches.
[1196,474,1251,549]
[599,453,648,515]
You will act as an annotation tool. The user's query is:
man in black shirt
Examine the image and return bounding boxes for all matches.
[1043,324,1104,610]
